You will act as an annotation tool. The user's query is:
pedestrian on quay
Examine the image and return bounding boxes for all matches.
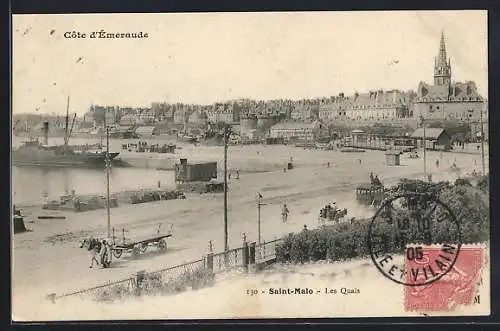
[436,159,439,168]
[282,203,290,223]
[100,239,111,268]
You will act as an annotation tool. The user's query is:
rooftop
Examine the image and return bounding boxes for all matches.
[411,128,447,139]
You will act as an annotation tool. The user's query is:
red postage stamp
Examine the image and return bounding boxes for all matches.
[404,246,485,312]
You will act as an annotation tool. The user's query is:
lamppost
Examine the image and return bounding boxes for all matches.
[420,115,427,180]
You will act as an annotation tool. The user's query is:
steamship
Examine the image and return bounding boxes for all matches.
[12,98,120,168]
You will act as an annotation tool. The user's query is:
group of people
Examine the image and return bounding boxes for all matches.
[320,202,338,219]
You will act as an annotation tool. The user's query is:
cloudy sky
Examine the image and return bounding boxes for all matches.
[12,10,487,115]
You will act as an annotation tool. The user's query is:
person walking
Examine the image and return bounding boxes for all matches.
[100,239,111,268]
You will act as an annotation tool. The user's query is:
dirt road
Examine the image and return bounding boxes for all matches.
[12,147,485,318]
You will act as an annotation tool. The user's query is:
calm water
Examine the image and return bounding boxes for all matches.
[11,135,176,205]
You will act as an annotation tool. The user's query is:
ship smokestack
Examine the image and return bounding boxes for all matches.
[43,121,49,145]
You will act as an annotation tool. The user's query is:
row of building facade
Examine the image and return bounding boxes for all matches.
[80,32,486,128]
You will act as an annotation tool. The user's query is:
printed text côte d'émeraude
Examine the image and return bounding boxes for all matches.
[63,30,149,39]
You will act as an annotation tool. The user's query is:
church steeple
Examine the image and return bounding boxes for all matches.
[434,31,452,86]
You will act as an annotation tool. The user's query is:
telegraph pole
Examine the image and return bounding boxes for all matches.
[104,116,111,238]
[421,116,427,180]
[223,125,229,252]
[480,104,486,175]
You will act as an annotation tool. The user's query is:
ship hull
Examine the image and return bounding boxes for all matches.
[11,149,120,169]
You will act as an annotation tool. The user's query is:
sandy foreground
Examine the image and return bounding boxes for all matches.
[12,145,489,320]
[17,253,490,321]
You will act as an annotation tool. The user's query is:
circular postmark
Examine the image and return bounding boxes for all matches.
[367,192,462,286]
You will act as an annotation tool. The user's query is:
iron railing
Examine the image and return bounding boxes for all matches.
[212,246,245,273]
[144,259,205,284]
[48,239,283,302]
[256,239,283,262]
[52,277,135,302]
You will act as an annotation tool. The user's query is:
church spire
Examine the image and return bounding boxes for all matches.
[434,31,452,86]
[438,31,448,66]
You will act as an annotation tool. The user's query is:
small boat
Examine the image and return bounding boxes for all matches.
[341,147,366,153]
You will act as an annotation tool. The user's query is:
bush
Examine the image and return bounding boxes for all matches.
[276,179,490,264]
[477,174,489,193]
[92,266,215,302]
[455,178,472,186]
[141,267,215,295]
[92,281,134,302]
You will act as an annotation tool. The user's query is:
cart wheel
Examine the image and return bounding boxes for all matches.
[113,249,123,259]
[158,239,167,251]
[140,243,148,253]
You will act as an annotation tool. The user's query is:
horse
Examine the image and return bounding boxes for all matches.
[80,238,112,268]
[334,208,348,222]
[80,238,101,268]
[319,207,348,223]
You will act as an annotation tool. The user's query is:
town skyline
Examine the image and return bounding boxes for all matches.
[12,11,487,115]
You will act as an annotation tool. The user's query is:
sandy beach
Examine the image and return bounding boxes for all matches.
[12,144,488,320]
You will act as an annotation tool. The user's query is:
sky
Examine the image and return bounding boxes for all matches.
[12,10,488,115]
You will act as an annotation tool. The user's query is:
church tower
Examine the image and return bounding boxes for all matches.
[434,31,452,86]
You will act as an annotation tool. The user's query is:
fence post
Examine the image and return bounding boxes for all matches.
[249,242,256,265]
[206,252,214,273]
[242,240,249,272]
[135,270,146,296]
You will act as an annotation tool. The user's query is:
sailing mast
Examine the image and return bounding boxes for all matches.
[68,113,77,141]
[64,96,70,149]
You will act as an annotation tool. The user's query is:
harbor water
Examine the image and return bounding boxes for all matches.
[12,136,177,206]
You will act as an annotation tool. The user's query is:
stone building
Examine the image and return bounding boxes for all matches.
[318,90,410,122]
[206,103,240,124]
[412,32,486,121]
[269,120,328,142]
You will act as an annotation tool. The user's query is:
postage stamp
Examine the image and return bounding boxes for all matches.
[404,246,486,312]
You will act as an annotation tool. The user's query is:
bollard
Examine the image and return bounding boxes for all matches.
[249,242,256,265]
[206,253,214,272]
[242,241,249,272]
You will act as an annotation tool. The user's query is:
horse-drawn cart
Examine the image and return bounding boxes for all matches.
[318,204,348,224]
[112,224,173,259]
